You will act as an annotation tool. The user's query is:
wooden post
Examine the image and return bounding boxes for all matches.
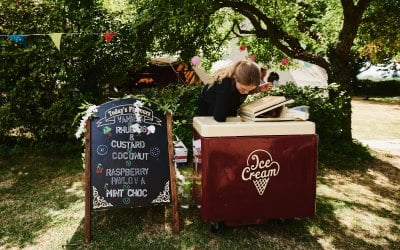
[166,113,180,232]
[84,120,91,243]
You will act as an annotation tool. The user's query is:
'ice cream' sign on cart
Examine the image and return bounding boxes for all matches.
[241,149,280,196]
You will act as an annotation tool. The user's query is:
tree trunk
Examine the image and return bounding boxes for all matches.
[330,57,354,142]
[327,0,372,142]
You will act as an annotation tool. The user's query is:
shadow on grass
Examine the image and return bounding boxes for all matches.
[0,152,83,248]
[1,148,398,249]
[315,152,400,249]
[66,205,322,249]
[66,156,399,249]
[319,139,374,170]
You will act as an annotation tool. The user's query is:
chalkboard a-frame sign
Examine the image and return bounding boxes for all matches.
[84,98,180,243]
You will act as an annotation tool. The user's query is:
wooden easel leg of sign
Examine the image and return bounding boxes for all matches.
[84,120,92,244]
[166,113,180,233]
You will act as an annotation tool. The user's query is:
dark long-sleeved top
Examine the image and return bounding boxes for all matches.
[196,77,248,122]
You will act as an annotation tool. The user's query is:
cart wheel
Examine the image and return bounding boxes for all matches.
[208,222,224,234]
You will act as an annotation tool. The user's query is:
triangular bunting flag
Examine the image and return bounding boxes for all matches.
[49,33,63,50]
[103,32,116,43]
[8,35,27,47]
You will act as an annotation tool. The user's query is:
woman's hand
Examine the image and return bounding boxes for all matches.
[258,82,273,92]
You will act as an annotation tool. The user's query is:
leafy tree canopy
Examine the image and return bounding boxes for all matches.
[1,0,398,143]
[130,0,399,141]
[132,0,399,79]
[356,0,400,63]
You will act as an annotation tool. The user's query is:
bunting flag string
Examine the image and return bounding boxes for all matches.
[49,33,62,50]
[0,32,117,50]
[103,32,116,43]
[7,35,28,47]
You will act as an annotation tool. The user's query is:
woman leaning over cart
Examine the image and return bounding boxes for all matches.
[196,60,273,122]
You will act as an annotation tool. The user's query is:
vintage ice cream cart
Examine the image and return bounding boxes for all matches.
[192,116,318,228]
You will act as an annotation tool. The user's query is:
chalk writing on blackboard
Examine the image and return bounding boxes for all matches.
[90,98,171,209]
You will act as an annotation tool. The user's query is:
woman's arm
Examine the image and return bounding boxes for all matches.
[213,83,230,122]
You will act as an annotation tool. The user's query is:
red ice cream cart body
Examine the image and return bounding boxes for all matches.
[192,116,318,226]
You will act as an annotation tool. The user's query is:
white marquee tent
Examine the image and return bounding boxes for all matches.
[192,37,329,88]
[193,59,329,88]
[275,60,328,88]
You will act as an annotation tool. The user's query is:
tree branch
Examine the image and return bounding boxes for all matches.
[337,0,372,56]
[213,0,330,70]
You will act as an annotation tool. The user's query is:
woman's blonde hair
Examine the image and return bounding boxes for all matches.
[212,60,260,86]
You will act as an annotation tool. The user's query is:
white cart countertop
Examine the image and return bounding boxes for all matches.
[193,116,315,137]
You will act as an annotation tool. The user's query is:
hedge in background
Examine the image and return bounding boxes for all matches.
[353,79,400,96]
[141,82,371,167]
[137,82,358,161]
[130,83,202,158]
[257,82,372,167]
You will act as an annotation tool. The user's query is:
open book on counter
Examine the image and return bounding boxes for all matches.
[240,96,309,122]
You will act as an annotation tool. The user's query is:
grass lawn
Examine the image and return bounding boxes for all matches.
[1,99,399,249]
[1,147,399,249]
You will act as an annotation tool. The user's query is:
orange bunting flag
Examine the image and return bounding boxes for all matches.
[103,32,116,43]
[49,33,63,50]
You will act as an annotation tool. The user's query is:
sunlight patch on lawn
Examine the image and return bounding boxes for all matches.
[28,182,84,249]
[308,225,335,249]
[366,168,397,189]
[317,170,400,247]
[0,178,16,189]
[184,218,194,227]
[65,181,84,195]
[319,173,397,213]
[335,208,398,244]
